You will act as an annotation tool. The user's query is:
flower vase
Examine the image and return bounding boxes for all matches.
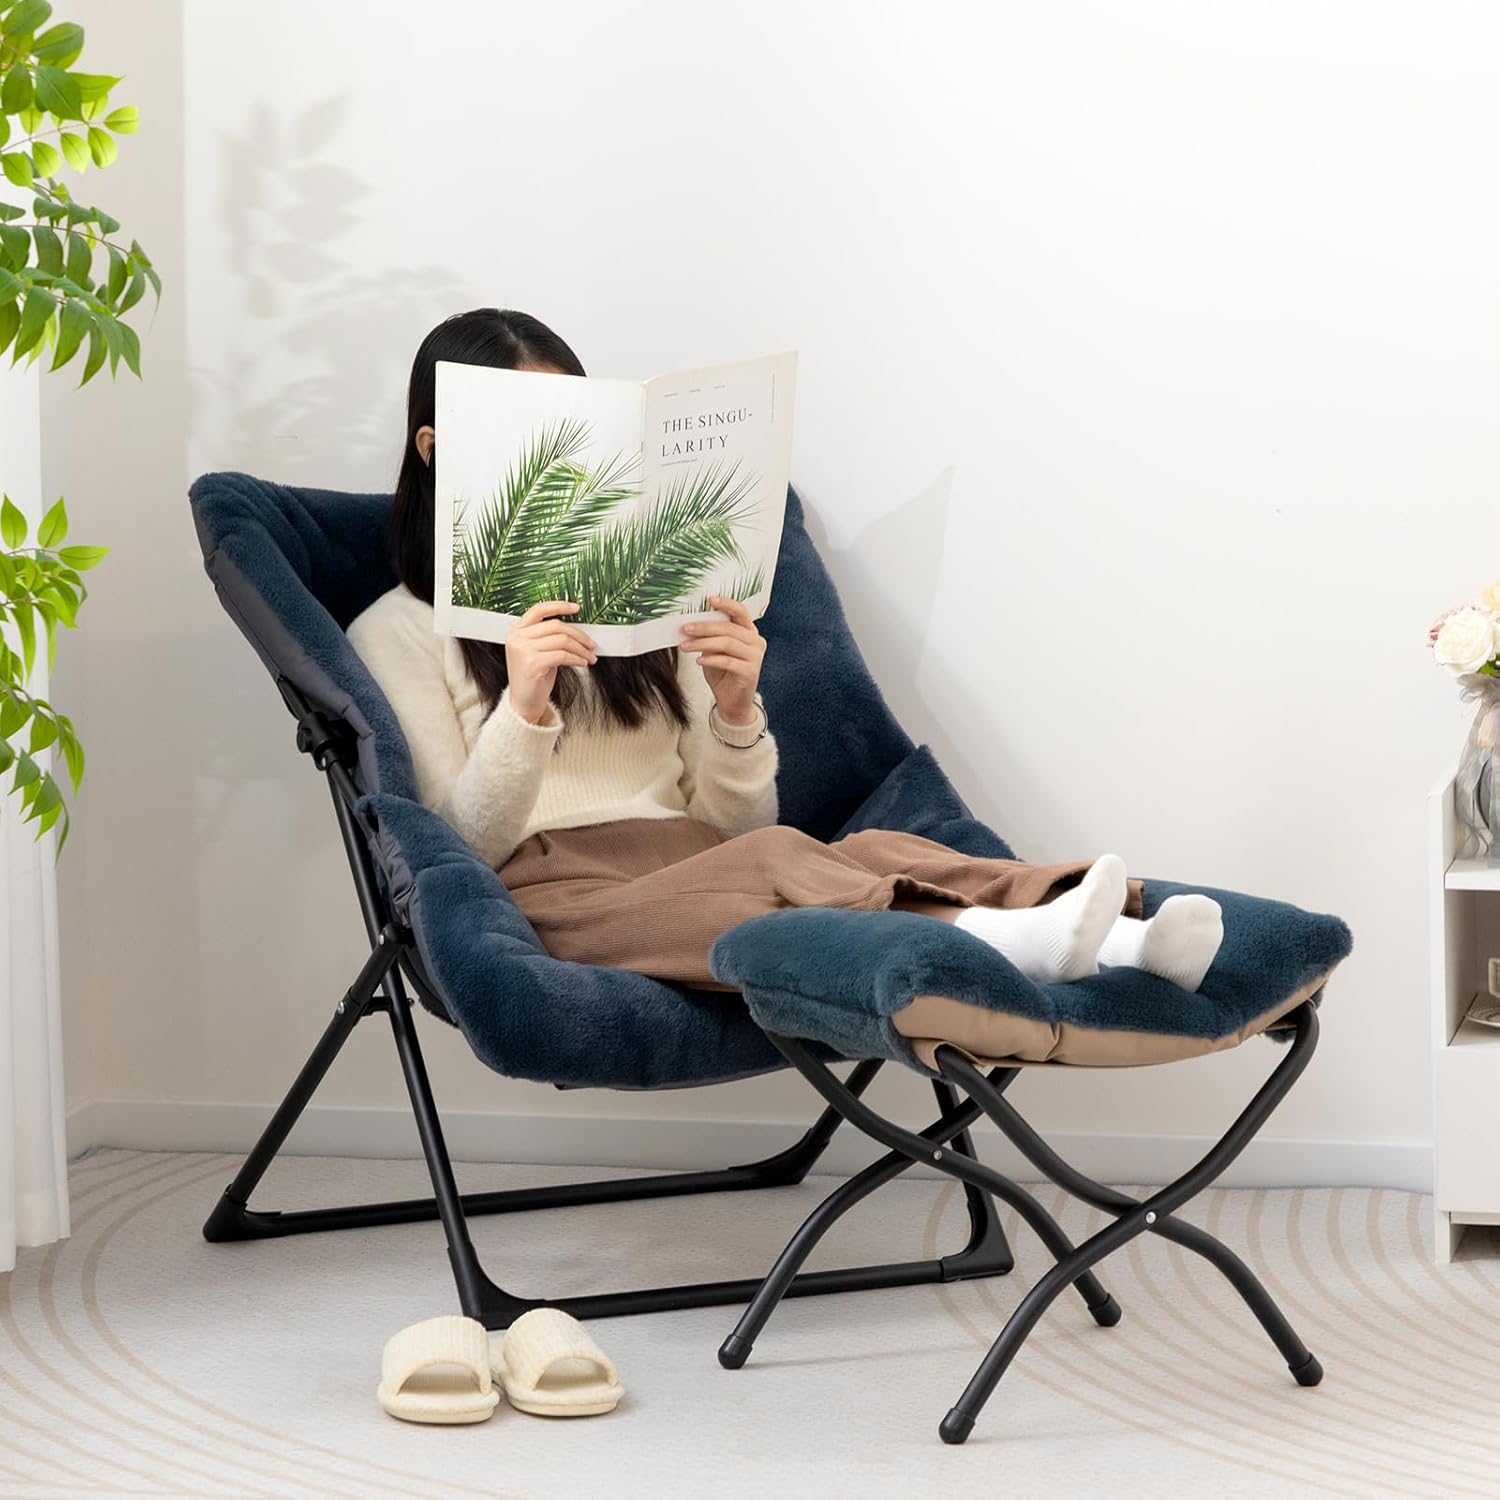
[1454,676,1500,862]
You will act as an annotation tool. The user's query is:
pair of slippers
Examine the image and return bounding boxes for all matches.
[377,1308,623,1425]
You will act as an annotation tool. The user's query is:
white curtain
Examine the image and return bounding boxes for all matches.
[0,358,70,1273]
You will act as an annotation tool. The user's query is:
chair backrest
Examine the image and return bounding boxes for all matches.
[189,474,914,841]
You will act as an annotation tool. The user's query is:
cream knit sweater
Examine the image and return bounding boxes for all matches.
[346,586,779,867]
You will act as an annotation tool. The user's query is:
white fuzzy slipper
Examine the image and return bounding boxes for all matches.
[377,1315,501,1424]
[491,1307,623,1417]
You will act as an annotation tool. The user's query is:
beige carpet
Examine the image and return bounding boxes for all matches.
[0,1150,1496,1499]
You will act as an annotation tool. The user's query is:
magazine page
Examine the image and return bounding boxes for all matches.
[432,360,646,646]
[433,351,796,655]
[636,350,797,653]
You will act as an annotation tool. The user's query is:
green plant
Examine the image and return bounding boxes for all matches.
[452,422,760,625]
[0,2,155,844]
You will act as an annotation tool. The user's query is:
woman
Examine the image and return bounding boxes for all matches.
[348,309,1224,994]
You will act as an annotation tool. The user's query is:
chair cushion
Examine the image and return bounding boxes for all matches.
[189,472,943,1089]
[708,881,1353,1071]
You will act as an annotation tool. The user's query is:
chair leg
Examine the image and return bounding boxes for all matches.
[933,1003,1323,1444]
[763,1036,1121,1323]
[202,929,401,1241]
[931,1079,1015,1280]
[719,1086,1012,1370]
[202,935,1017,1327]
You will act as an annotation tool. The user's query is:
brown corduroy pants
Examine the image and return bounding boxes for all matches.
[500,818,1144,990]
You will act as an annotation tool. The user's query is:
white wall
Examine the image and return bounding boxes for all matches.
[49,0,1496,1184]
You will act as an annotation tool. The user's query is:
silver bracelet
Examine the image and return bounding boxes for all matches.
[709,698,768,748]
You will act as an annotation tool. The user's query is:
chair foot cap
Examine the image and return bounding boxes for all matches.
[1090,1294,1122,1328]
[718,1335,752,1370]
[939,1408,975,1445]
[1289,1352,1323,1387]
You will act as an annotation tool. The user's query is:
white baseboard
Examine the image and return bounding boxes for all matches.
[65,1097,1433,1194]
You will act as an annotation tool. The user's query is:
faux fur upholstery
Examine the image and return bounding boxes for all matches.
[191,473,931,1088]
[709,881,1353,1069]
[191,469,1351,1088]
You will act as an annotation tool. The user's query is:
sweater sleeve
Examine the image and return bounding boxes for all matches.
[347,597,562,867]
[676,659,779,837]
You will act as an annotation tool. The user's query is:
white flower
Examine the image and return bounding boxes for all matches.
[1481,580,1500,615]
[1434,607,1500,675]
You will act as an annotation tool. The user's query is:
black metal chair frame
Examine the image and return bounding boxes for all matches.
[202,682,1018,1325]
[723,1009,1323,1443]
[203,681,1325,1445]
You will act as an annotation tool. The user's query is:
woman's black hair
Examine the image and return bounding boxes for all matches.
[390,308,688,730]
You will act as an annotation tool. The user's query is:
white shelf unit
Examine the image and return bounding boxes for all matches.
[1429,772,1500,1261]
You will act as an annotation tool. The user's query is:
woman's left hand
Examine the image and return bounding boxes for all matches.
[679,596,766,725]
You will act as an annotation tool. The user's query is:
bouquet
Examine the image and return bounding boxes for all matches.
[1430,585,1500,857]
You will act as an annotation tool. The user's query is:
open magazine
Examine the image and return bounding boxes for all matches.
[433,352,797,655]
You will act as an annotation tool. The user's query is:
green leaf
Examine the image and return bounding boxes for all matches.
[57,544,105,569]
[0,739,12,775]
[0,266,20,303]
[0,688,30,737]
[1,149,34,188]
[0,113,8,149]
[0,299,18,356]
[69,72,118,104]
[96,306,120,371]
[29,140,59,177]
[11,282,54,358]
[117,262,143,314]
[77,319,103,383]
[59,721,82,787]
[31,772,61,816]
[0,494,26,547]
[28,710,56,750]
[103,104,137,134]
[14,599,34,674]
[17,103,40,134]
[49,294,86,368]
[0,224,25,268]
[30,21,83,66]
[0,64,32,113]
[0,201,21,222]
[31,223,61,273]
[33,64,78,120]
[104,242,123,301]
[1,0,51,36]
[63,227,88,283]
[58,129,86,171]
[35,494,64,547]
[85,125,115,168]
[116,316,138,375]
[11,748,40,791]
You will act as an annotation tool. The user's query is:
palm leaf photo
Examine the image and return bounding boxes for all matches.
[693,562,767,614]
[547,461,760,626]
[451,421,640,614]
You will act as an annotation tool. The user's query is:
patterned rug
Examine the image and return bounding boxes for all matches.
[0,1149,1494,1499]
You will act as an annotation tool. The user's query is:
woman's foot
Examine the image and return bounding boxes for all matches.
[1097,894,1223,992]
[954,855,1128,983]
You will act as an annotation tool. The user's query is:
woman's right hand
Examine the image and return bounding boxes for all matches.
[505,600,597,724]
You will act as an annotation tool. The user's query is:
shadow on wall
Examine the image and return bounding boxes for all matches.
[191,94,470,481]
[802,472,1050,852]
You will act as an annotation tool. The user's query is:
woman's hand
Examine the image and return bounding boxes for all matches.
[679,595,766,725]
[505,600,596,724]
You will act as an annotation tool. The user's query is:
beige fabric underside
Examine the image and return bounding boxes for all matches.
[895,968,1336,1071]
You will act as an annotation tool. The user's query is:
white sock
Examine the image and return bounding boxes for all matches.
[1096,894,1223,993]
[954,855,1128,983]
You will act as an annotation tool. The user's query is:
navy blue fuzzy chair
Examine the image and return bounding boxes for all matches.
[190,472,1349,1445]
